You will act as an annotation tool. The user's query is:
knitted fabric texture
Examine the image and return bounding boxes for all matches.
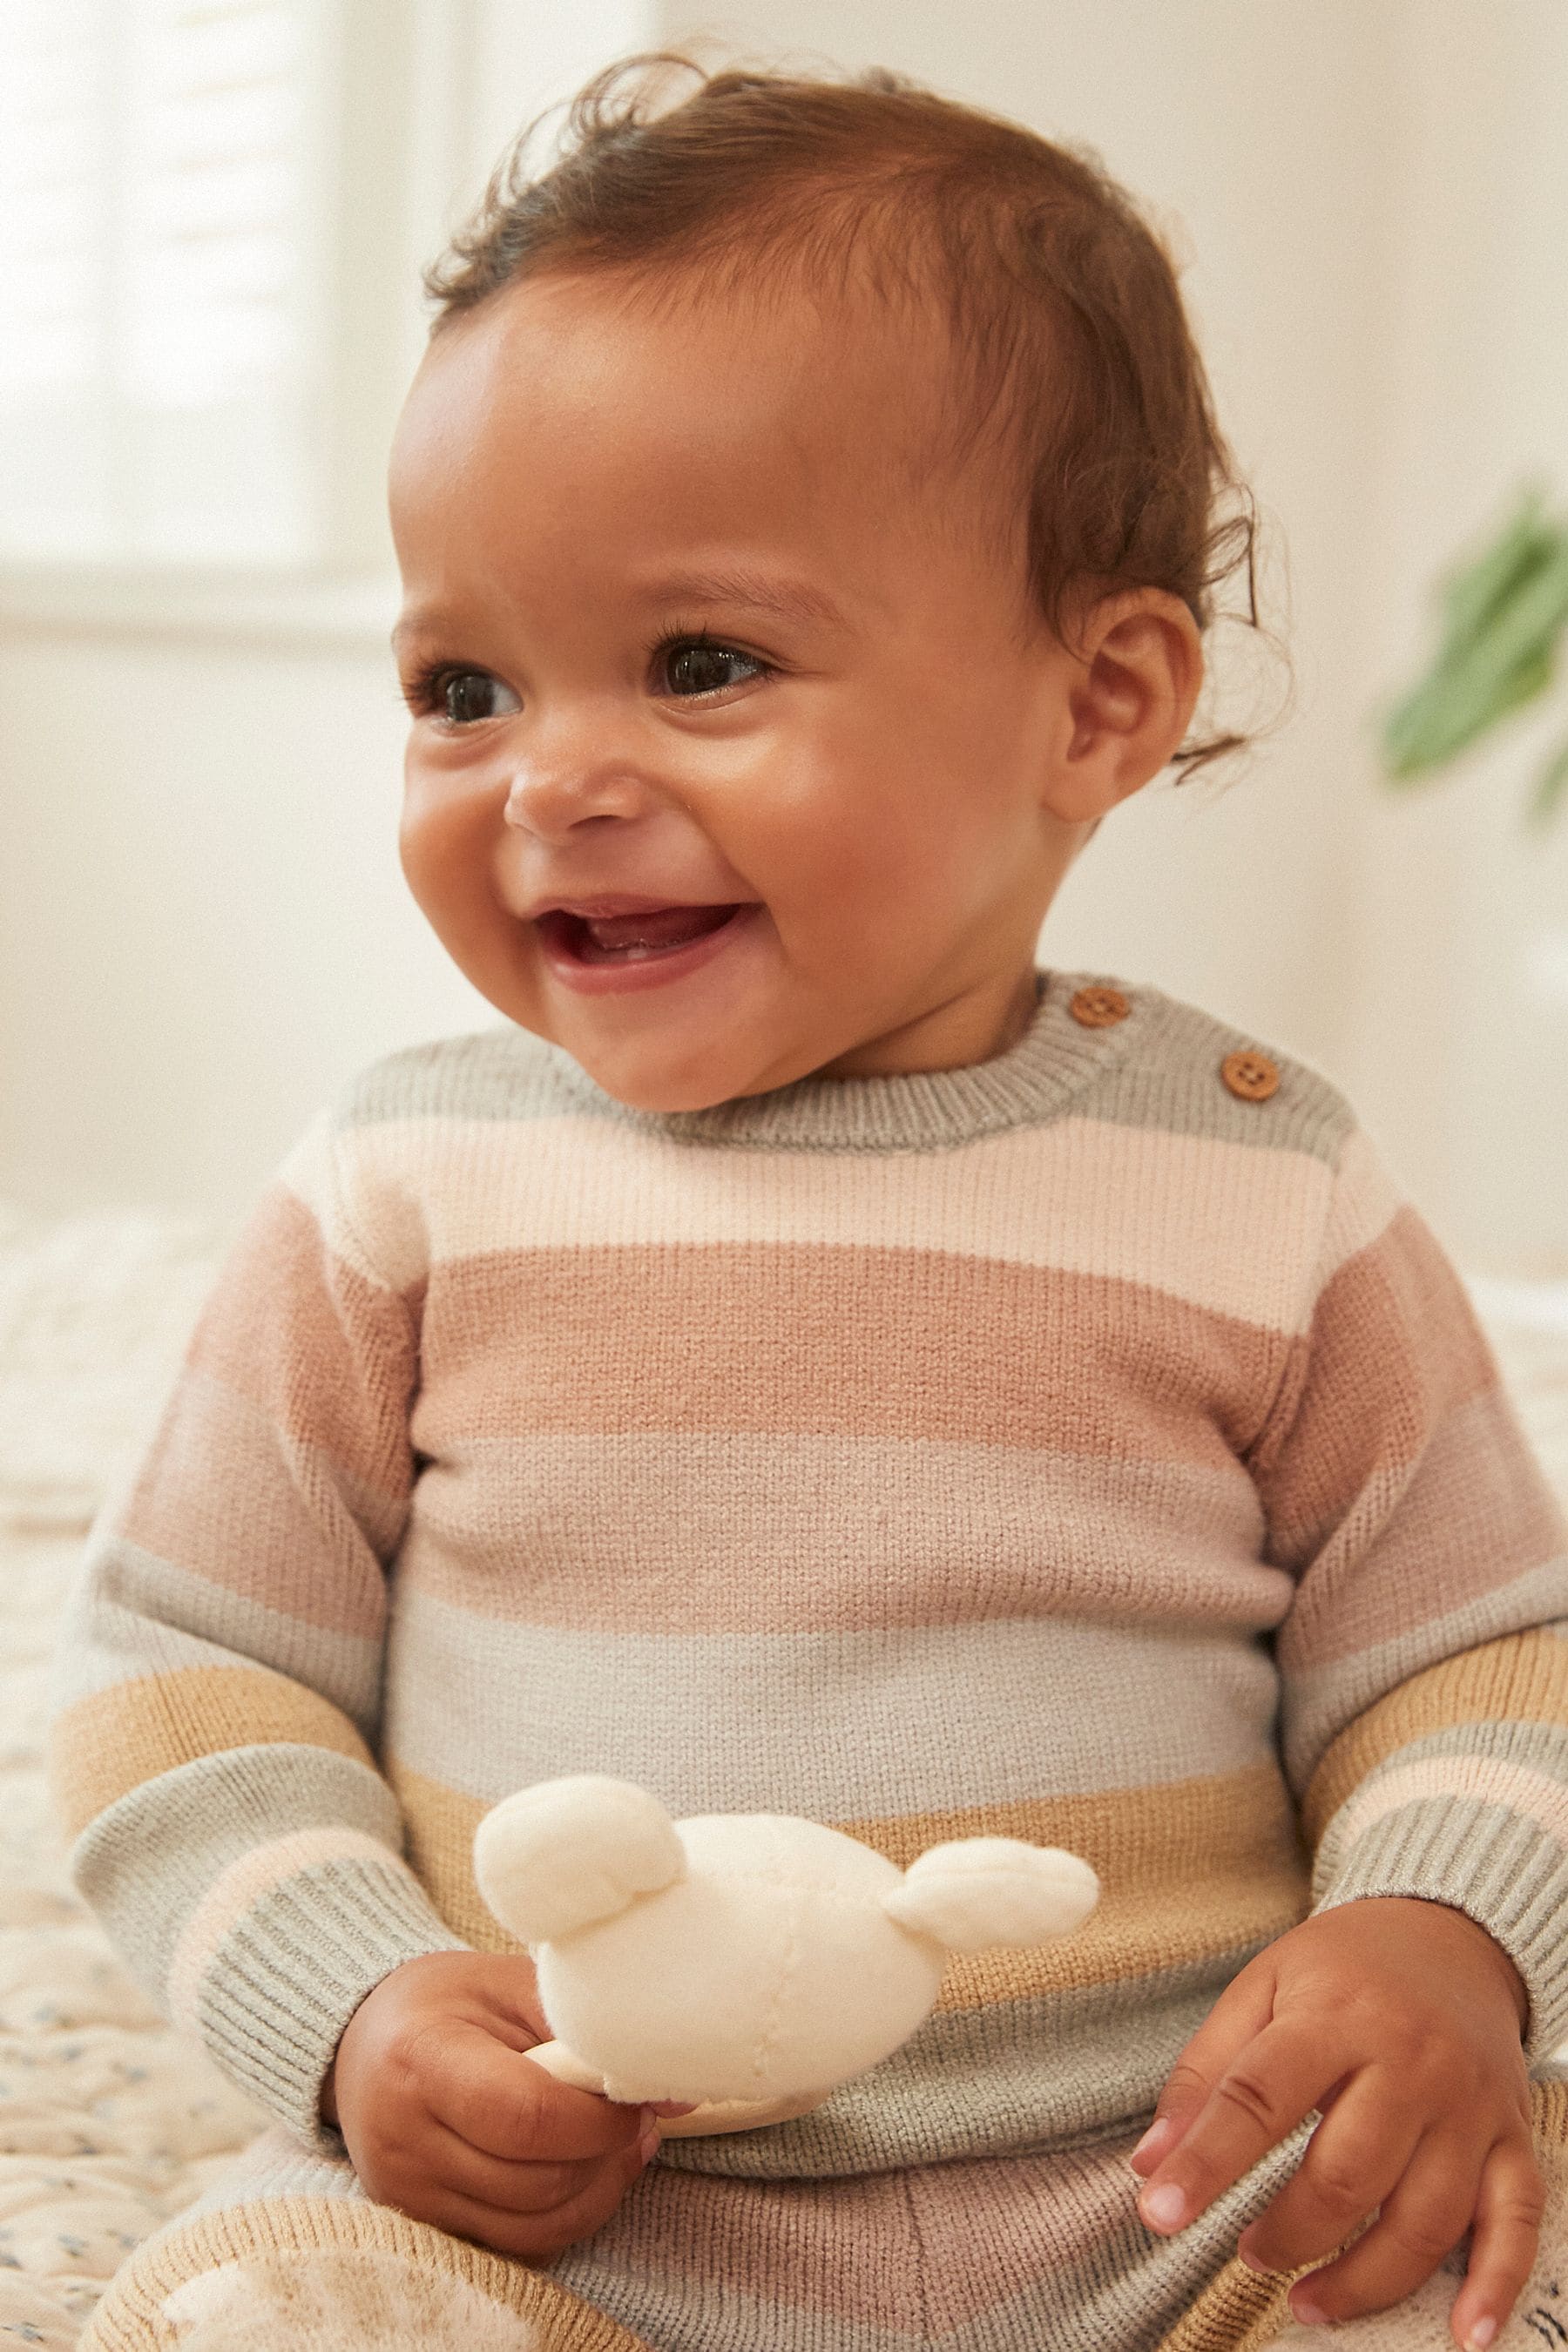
[77,2088,1568,2352]
[48,966,1568,2342]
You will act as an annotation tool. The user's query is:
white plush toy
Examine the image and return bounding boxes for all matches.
[473,1774,1100,2137]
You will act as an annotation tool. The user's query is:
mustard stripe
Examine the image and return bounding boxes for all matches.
[1301,1628,1568,1844]
[51,1666,375,1841]
[390,1760,1308,1998]
[78,2193,642,2352]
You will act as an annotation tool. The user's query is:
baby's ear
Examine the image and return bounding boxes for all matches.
[472,1774,686,1944]
[882,1839,1099,1954]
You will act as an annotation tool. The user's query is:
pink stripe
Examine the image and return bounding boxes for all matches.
[1277,1386,1560,1671]
[167,1828,403,2029]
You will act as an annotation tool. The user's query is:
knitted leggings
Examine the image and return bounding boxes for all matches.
[79,2084,1568,2352]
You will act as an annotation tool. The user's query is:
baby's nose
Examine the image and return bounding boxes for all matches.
[502,747,654,836]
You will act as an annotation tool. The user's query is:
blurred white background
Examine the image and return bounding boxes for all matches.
[2,0,1565,1274]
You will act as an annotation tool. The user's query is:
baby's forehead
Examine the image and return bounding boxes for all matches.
[410,260,1015,536]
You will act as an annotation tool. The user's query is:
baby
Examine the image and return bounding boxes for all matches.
[53,55,1568,2352]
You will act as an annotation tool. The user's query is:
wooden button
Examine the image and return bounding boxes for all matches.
[1220,1049,1280,1102]
[1069,985,1130,1028]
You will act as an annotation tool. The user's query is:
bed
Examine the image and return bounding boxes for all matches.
[3,1196,1565,2347]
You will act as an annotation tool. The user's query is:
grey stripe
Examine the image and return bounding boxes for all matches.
[557,1945,1318,2351]
[53,1533,384,1739]
[661,1935,1293,2179]
[333,967,1352,1165]
[382,1584,1280,1813]
[1317,1713,1568,1862]
[1281,1551,1568,1790]
[197,1853,467,2146]
[69,1740,416,1988]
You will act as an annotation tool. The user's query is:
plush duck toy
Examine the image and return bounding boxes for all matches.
[473,1774,1099,2137]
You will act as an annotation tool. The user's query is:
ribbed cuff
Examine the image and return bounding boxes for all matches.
[193,1853,470,2153]
[1313,1795,1568,2071]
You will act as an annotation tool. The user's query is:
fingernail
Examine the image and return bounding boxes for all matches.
[637,2123,660,2163]
[1464,2322,1497,2350]
[1130,2118,1176,2169]
[1288,2294,1329,2327]
[1139,2183,1186,2231]
[1237,2248,1267,2274]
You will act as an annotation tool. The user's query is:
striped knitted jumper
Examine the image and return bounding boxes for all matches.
[51,966,1568,2352]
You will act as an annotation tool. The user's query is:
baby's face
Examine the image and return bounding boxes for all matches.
[389,270,1095,1106]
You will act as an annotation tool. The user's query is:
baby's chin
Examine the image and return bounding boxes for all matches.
[549,1011,853,1113]
[564,1039,799,1113]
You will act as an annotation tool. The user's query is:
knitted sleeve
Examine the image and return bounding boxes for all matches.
[1249,1122,1568,2066]
[45,1104,467,2150]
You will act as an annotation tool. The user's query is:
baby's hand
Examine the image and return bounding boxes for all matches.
[1129,1897,1541,2349]
[321,1951,689,2261]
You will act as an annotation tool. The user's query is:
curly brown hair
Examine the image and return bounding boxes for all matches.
[423,55,1281,781]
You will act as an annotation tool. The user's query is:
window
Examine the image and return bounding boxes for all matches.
[0,0,416,570]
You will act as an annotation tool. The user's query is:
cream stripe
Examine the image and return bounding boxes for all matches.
[1325,1754,1568,1871]
[1317,1125,1404,1287]
[166,1826,405,2030]
[319,1113,1333,1331]
[274,1110,424,1297]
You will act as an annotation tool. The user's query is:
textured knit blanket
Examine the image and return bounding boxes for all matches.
[0,1204,260,2349]
[2,1193,1565,2348]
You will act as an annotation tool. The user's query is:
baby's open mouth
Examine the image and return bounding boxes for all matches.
[539,905,745,963]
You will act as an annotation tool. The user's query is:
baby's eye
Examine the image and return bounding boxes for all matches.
[421,669,521,726]
[659,640,766,698]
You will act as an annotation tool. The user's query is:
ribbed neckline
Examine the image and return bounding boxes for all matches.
[544,967,1165,1152]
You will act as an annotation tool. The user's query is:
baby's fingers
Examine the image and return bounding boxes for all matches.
[1237,2077,1423,2278]
[428,2114,642,2216]
[1284,2128,1484,2330]
[1447,2133,1545,2352]
[1130,1960,1277,2180]
[432,2024,645,2163]
[1138,2018,1334,2235]
[420,2126,656,2264]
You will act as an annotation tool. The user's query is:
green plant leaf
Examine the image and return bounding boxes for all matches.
[1382,539,1568,776]
[1526,733,1568,829]
[1436,482,1557,649]
[1383,634,1559,778]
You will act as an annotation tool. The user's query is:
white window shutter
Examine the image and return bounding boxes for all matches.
[0,0,415,569]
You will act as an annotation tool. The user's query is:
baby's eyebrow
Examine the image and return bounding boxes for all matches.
[635,566,852,632]
[390,612,441,659]
[389,569,854,662]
